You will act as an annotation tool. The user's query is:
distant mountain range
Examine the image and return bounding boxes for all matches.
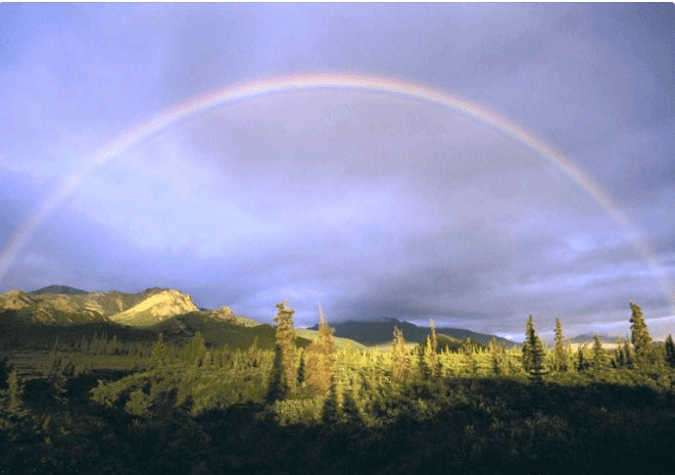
[309,318,517,348]
[29,285,90,295]
[1,285,515,350]
[0,285,356,350]
[567,333,624,345]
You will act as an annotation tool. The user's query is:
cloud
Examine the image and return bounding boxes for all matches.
[1,4,673,337]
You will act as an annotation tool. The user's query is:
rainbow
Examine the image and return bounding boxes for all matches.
[1,72,673,311]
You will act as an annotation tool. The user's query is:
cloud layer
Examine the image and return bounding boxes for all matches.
[1,3,673,339]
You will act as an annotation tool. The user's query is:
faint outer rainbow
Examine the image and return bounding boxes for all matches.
[1,73,673,311]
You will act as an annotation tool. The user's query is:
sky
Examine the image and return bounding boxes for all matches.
[1,3,674,341]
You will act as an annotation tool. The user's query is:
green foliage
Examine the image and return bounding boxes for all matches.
[303,305,337,393]
[8,295,675,474]
[391,326,413,384]
[489,337,506,376]
[267,301,298,401]
[426,319,440,377]
[522,315,547,381]
[552,317,569,372]
[591,333,608,375]
[663,333,675,368]
[629,302,655,366]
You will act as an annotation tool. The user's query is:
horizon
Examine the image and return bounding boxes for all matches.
[7,282,674,344]
[1,3,674,341]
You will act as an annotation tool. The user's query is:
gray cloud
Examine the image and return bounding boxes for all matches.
[1,3,673,338]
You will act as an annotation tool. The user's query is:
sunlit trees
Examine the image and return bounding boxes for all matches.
[489,337,506,376]
[304,303,337,392]
[552,317,569,372]
[522,315,546,381]
[629,302,655,366]
[665,334,675,368]
[391,326,412,384]
[268,300,297,400]
[591,334,607,374]
[425,319,440,378]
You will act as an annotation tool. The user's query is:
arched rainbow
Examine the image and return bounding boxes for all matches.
[1,72,673,312]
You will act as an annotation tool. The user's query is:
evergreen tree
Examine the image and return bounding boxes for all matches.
[613,336,625,368]
[592,333,607,375]
[522,315,546,381]
[304,303,337,392]
[151,332,167,365]
[629,302,654,366]
[463,339,479,376]
[391,326,412,384]
[268,300,297,400]
[576,345,588,372]
[489,337,505,376]
[665,334,675,368]
[426,319,440,377]
[183,331,208,365]
[552,317,568,372]
[48,355,74,407]
[623,337,635,369]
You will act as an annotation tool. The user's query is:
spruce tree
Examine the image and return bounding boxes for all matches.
[304,303,337,392]
[522,315,546,381]
[613,336,625,368]
[391,326,412,384]
[664,334,675,368]
[576,345,588,372]
[552,317,568,372]
[426,319,440,377]
[623,337,635,369]
[592,333,607,375]
[490,337,505,376]
[629,302,654,366]
[268,300,297,400]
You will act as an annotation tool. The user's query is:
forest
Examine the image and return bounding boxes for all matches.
[2,300,675,474]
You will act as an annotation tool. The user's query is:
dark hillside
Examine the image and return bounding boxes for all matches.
[29,285,90,295]
[312,318,515,347]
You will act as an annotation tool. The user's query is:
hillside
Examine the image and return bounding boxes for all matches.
[29,285,89,295]
[310,318,516,348]
[0,286,323,351]
[108,289,199,326]
[0,286,204,325]
[568,333,623,345]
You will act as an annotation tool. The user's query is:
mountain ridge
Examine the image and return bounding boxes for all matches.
[309,317,517,348]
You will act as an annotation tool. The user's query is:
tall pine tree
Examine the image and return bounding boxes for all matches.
[522,315,546,381]
[268,300,297,400]
[592,333,607,375]
[629,302,654,366]
[665,334,675,368]
[391,326,412,384]
[552,317,568,372]
[304,303,337,392]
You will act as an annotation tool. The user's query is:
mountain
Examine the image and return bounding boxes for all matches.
[0,286,329,351]
[29,285,89,295]
[108,289,199,326]
[0,287,199,325]
[309,318,515,348]
[568,333,622,345]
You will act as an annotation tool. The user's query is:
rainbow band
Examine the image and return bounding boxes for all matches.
[1,72,673,313]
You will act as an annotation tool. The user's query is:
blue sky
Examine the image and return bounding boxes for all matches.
[1,3,674,340]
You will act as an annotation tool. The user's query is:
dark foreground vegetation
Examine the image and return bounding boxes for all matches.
[2,302,675,474]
